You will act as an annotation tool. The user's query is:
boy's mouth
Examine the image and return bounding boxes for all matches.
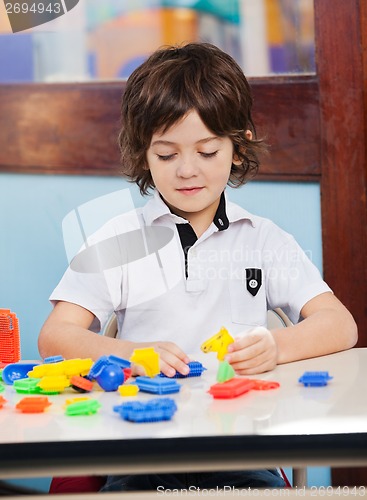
[177,187,203,195]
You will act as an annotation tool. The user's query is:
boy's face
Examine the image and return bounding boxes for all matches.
[146,110,241,227]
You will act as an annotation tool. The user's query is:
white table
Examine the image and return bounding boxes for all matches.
[0,348,366,487]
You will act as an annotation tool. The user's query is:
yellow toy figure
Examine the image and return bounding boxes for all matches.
[200,327,234,361]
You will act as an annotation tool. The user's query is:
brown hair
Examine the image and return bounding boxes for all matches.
[119,42,265,195]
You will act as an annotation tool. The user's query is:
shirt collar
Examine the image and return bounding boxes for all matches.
[225,191,256,227]
[142,189,255,227]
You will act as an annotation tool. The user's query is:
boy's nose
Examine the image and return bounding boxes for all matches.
[176,157,198,177]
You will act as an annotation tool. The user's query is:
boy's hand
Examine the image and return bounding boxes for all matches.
[225,327,278,375]
[130,341,191,378]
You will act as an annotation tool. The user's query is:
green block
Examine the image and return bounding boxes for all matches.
[65,399,101,416]
[13,378,42,394]
[216,360,235,383]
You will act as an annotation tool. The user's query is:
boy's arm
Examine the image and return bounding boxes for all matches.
[226,292,357,375]
[38,301,190,377]
[274,291,357,363]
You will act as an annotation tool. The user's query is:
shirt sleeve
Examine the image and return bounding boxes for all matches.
[49,266,120,333]
[49,217,127,333]
[264,227,332,324]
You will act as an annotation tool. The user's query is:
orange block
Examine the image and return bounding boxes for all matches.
[16,396,51,413]
[0,309,21,363]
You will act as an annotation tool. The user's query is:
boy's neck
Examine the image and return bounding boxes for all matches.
[163,195,223,239]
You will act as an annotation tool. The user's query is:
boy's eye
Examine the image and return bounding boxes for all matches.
[200,151,218,158]
[156,154,176,161]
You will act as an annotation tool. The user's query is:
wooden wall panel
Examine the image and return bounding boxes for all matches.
[314,0,367,488]
[0,77,320,180]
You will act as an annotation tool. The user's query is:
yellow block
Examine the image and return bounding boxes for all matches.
[130,347,160,378]
[118,384,139,397]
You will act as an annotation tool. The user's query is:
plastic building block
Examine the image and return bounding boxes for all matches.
[0,368,3,381]
[298,371,333,387]
[65,397,90,406]
[62,358,94,377]
[135,376,181,394]
[252,379,280,390]
[44,355,64,364]
[88,356,110,379]
[0,395,7,408]
[89,355,127,379]
[209,377,280,398]
[114,398,177,423]
[200,327,234,361]
[130,348,160,378]
[159,361,207,379]
[118,384,139,396]
[123,367,132,382]
[0,383,4,393]
[0,309,21,363]
[65,399,101,416]
[28,363,64,378]
[95,363,124,391]
[216,360,235,383]
[2,362,40,385]
[208,378,256,399]
[28,358,93,379]
[70,375,94,393]
[13,378,42,394]
[37,375,70,394]
[16,396,51,413]
[107,355,131,369]
[88,355,131,389]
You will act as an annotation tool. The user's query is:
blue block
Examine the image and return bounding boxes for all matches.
[159,360,207,378]
[135,376,181,394]
[89,355,131,380]
[298,371,333,387]
[107,355,131,369]
[43,355,64,364]
[2,362,40,385]
[88,356,110,379]
[114,398,177,423]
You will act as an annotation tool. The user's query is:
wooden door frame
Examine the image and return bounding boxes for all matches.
[315,0,367,487]
[315,0,367,351]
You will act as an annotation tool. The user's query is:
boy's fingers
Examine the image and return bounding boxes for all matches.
[130,362,146,377]
[156,342,190,364]
[225,341,264,364]
[159,361,177,378]
[230,348,270,370]
[159,356,190,377]
[228,327,272,353]
[157,347,190,377]
[233,358,276,375]
[227,334,261,354]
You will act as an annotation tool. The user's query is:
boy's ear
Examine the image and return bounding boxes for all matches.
[233,129,253,165]
[232,154,243,166]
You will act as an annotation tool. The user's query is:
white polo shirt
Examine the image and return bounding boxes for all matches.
[50,189,331,354]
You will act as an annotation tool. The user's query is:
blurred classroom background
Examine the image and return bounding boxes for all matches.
[0,0,315,82]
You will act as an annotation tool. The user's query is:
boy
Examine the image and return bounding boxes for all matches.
[39,43,357,490]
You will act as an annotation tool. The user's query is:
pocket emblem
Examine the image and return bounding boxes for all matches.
[245,268,262,296]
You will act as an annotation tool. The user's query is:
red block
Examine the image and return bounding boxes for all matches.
[208,378,256,399]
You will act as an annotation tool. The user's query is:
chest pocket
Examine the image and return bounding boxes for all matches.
[228,268,267,326]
